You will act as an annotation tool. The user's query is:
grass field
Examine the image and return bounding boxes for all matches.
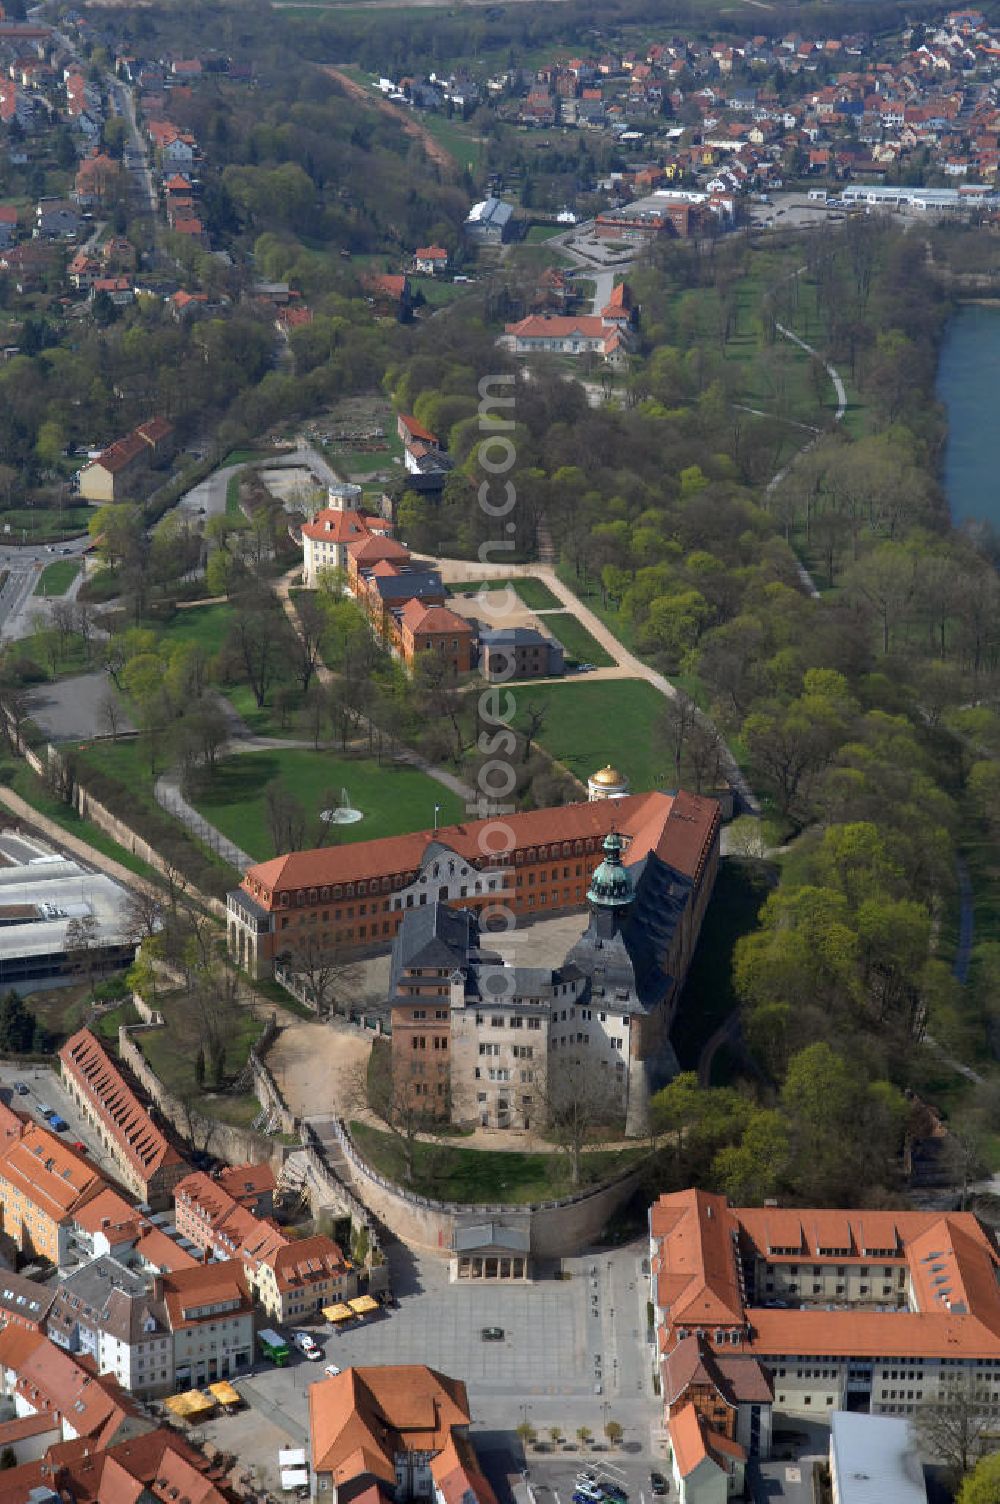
[445,578,562,610]
[190,749,465,861]
[351,1121,644,1203]
[517,678,666,791]
[33,560,81,596]
[0,505,91,544]
[525,224,564,243]
[417,111,482,172]
[153,602,236,658]
[136,990,263,1129]
[542,613,613,668]
[411,274,470,309]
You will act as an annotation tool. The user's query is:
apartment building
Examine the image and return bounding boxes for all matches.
[650,1188,1000,1423]
[77,417,174,503]
[228,789,719,981]
[60,1028,187,1207]
[46,1256,173,1398]
[0,1427,243,1504]
[159,1262,254,1388]
[310,1364,496,1504]
[0,1123,106,1264]
[173,1171,355,1322]
[0,1325,143,1445]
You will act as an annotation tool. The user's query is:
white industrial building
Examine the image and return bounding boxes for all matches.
[0,830,136,987]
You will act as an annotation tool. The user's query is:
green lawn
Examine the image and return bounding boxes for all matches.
[518,678,667,792]
[0,505,92,544]
[542,613,613,668]
[445,578,562,610]
[351,1121,644,1203]
[417,111,482,172]
[525,224,564,243]
[190,749,466,861]
[411,275,470,309]
[153,602,236,658]
[132,988,263,1128]
[34,559,81,596]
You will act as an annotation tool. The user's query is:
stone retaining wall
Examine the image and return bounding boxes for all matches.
[330,1117,648,1259]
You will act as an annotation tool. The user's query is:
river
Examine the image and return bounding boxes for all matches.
[937,303,1000,529]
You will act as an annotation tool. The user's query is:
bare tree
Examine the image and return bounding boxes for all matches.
[0,687,31,753]
[521,699,548,764]
[539,1052,623,1188]
[283,931,362,1017]
[292,594,326,695]
[229,609,282,709]
[910,1386,996,1487]
[50,599,77,657]
[99,688,124,743]
[73,602,98,661]
[658,694,698,785]
[353,1039,436,1188]
[64,913,102,997]
[120,885,165,948]
[264,782,307,855]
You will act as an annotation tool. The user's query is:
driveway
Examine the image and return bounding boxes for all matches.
[178,440,342,522]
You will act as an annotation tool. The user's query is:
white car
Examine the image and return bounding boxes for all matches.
[293,1331,322,1360]
[324,1363,341,1378]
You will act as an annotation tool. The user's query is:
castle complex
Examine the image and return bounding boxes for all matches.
[228,786,720,1137]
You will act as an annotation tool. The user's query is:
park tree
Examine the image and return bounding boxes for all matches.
[956,1450,1000,1504]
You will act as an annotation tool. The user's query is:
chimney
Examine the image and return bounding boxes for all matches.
[152,1275,163,1303]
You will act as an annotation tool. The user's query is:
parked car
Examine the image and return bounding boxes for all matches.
[480,1326,504,1342]
[293,1331,322,1360]
[35,1103,53,1118]
[650,1473,668,1497]
[324,1363,341,1377]
[12,1082,27,1096]
[600,1484,627,1503]
[48,1115,68,1132]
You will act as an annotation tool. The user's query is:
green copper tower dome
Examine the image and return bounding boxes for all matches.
[587,829,635,909]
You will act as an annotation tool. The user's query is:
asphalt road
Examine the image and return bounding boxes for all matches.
[0,537,91,643]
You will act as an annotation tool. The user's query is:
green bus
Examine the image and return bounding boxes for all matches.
[258,1328,291,1366]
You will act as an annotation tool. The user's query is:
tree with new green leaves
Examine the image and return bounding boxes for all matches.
[957,1450,1000,1504]
[712,1108,789,1205]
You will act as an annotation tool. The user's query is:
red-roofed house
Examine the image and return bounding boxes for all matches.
[159,1262,253,1386]
[300,507,384,586]
[60,1029,186,1206]
[77,418,174,502]
[414,245,449,275]
[668,1401,746,1504]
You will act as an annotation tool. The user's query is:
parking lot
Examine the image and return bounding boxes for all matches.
[0,1060,119,1180]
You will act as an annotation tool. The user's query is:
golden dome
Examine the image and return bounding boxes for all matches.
[591,765,627,787]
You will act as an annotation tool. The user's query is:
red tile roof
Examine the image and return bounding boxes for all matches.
[160,1261,251,1331]
[301,508,375,545]
[241,790,719,906]
[60,1028,184,1185]
[310,1366,471,1482]
[398,413,438,446]
[399,600,474,637]
[0,1122,106,1224]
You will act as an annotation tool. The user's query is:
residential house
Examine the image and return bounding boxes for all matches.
[159,1262,254,1387]
[503,312,632,366]
[309,1365,496,1504]
[0,205,16,249]
[0,1123,106,1264]
[46,1255,174,1397]
[59,1028,187,1207]
[68,250,100,291]
[0,1427,243,1504]
[34,201,81,241]
[72,152,121,208]
[414,245,449,274]
[77,417,175,503]
[363,272,411,318]
[91,275,134,307]
[0,1325,144,1446]
[0,1272,54,1333]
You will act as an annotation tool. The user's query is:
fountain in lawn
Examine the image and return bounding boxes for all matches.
[320,787,364,826]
